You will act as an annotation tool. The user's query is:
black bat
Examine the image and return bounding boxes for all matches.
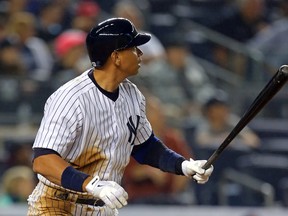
[202,65,288,170]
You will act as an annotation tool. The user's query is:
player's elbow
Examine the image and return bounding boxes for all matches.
[32,156,44,174]
[32,154,67,186]
[32,148,65,176]
[32,154,55,175]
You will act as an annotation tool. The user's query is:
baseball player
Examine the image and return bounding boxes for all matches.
[27,17,214,216]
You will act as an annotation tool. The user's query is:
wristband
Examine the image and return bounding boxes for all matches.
[61,166,89,192]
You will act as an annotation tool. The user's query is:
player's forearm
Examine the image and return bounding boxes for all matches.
[33,153,71,186]
[132,134,185,175]
[33,153,93,192]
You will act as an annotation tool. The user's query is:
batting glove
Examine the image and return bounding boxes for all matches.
[182,158,214,184]
[85,176,128,209]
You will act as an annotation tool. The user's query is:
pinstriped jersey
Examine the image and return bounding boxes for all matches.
[33,69,152,191]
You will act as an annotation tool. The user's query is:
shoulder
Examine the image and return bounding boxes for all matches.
[26,36,47,46]
[120,79,146,105]
[47,69,94,105]
[121,79,143,95]
[59,69,93,92]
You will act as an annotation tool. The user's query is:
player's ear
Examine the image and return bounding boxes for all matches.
[111,51,121,66]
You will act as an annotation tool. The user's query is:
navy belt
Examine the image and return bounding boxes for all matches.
[76,198,105,207]
[54,190,105,207]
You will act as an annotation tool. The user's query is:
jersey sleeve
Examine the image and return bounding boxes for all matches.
[32,91,82,157]
[133,90,153,145]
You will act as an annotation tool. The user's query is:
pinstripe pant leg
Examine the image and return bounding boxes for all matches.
[73,203,118,216]
[27,182,73,216]
[27,182,118,216]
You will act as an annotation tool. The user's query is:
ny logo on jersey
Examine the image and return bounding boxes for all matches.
[126,115,140,145]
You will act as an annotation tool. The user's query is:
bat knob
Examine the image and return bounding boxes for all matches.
[279,65,288,76]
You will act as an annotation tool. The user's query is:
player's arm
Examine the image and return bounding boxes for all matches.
[33,152,70,186]
[131,133,214,184]
[32,148,92,190]
[32,148,128,209]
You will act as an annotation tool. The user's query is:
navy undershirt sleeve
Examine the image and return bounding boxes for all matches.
[32,148,61,161]
[131,133,185,175]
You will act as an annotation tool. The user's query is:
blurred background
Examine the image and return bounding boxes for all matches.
[0,0,288,215]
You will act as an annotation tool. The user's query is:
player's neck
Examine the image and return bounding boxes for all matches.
[92,68,121,93]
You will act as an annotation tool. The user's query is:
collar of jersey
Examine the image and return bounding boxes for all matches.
[88,69,119,101]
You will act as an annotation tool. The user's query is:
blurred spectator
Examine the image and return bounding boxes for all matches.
[0,11,8,41]
[34,1,71,43]
[6,11,54,81]
[0,166,36,206]
[3,138,33,169]
[248,0,288,77]
[122,92,194,205]
[190,89,261,205]
[4,0,29,15]
[135,33,215,126]
[211,0,267,42]
[71,0,105,33]
[194,90,260,150]
[0,38,25,76]
[113,0,165,64]
[51,29,90,89]
[210,0,268,78]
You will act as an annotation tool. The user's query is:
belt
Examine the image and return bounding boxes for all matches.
[53,189,105,207]
[76,198,105,207]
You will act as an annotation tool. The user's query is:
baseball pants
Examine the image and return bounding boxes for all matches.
[27,181,118,216]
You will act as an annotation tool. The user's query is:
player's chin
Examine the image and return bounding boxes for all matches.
[129,62,141,76]
[128,68,139,77]
[133,64,141,73]
[133,69,140,76]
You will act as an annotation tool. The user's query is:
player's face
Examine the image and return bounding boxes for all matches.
[116,46,143,77]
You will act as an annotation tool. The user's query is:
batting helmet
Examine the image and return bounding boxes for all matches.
[86,17,151,68]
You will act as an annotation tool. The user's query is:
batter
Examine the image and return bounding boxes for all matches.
[27,18,213,216]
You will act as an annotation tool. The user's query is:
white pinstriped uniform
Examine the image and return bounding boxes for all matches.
[27,69,152,216]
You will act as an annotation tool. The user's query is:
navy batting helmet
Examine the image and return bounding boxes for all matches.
[86,17,151,68]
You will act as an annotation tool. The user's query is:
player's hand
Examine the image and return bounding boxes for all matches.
[182,158,214,184]
[85,176,128,209]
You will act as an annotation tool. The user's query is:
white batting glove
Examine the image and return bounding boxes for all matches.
[85,176,128,209]
[182,158,214,184]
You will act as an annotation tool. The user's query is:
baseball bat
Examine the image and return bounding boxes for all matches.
[202,65,288,170]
